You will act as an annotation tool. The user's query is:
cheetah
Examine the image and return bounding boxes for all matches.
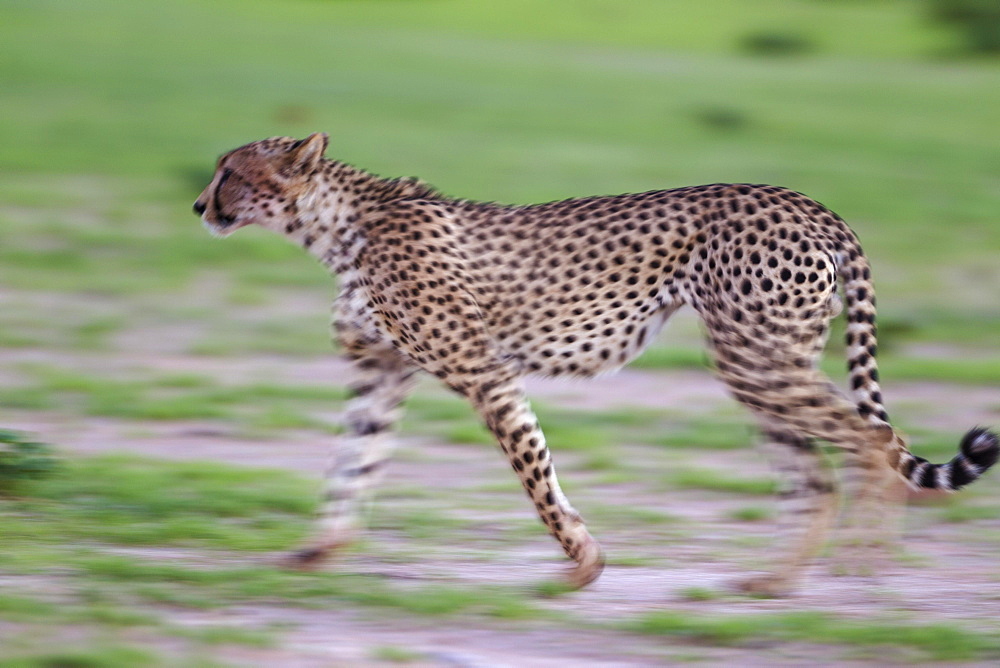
[194,133,998,595]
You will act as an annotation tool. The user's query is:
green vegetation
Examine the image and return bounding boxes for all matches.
[0,365,347,431]
[0,453,553,661]
[632,346,711,371]
[728,506,773,522]
[1,0,999,358]
[930,0,1000,54]
[0,430,59,494]
[371,646,425,664]
[630,610,1000,661]
[938,499,1000,523]
[634,343,1000,387]
[0,455,551,620]
[671,468,776,495]
[0,645,162,668]
[677,586,722,602]
[0,593,59,621]
[5,446,981,658]
[1,454,315,552]
[870,355,1000,386]
[1,443,997,661]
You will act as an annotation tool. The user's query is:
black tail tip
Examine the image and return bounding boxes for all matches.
[960,427,999,472]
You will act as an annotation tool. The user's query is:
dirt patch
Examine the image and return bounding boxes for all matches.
[3,351,1000,665]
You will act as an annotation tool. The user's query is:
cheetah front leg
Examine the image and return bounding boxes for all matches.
[360,236,605,587]
[456,368,605,588]
[288,342,417,566]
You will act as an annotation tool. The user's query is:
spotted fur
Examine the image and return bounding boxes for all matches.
[194,133,998,594]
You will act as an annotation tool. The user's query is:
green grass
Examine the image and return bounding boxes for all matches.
[189,313,334,357]
[671,469,776,495]
[640,417,756,450]
[169,624,277,648]
[1,0,999,361]
[0,593,59,621]
[0,644,163,668]
[371,646,424,663]
[630,610,1000,661]
[877,355,1000,385]
[1,365,348,428]
[0,450,570,664]
[634,343,1000,387]
[0,453,547,618]
[632,346,711,371]
[677,586,722,602]
[727,506,773,522]
[2,429,997,661]
[1,454,316,553]
[938,500,1000,523]
[74,555,543,619]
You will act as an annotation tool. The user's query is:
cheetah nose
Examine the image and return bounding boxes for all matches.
[193,200,207,216]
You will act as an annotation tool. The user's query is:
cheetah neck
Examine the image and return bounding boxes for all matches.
[282,160,438,274]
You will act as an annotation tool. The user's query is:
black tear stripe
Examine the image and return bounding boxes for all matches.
[214,168,234,225]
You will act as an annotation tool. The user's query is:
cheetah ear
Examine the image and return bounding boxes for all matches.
[289,132,328,172]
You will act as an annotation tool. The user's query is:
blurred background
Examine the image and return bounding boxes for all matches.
[2,1,999,665]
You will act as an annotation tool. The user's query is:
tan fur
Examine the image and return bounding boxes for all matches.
[194,134,997,595]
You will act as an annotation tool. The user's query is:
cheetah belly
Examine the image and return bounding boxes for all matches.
[492,300,681,378]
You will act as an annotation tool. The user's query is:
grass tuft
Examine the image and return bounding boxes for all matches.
[631,611,996,660]
[671,469,776,495]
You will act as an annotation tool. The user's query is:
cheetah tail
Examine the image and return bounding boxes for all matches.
[838,249,888,424]
[894,427,1000,491]
[838,249,999,491]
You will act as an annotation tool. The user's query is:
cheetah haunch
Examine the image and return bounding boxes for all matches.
[194,133,997,595]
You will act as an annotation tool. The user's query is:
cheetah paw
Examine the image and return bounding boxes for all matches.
[733,573,794,598]
[565,545,606,590]
[279,546,335,571]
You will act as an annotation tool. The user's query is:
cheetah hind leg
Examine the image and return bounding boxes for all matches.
[735,424,839,597]
[834,438,907,577]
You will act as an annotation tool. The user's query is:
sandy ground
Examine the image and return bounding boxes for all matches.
[3,352,1000,666]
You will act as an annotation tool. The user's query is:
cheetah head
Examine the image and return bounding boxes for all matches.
[193,133,329,237]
